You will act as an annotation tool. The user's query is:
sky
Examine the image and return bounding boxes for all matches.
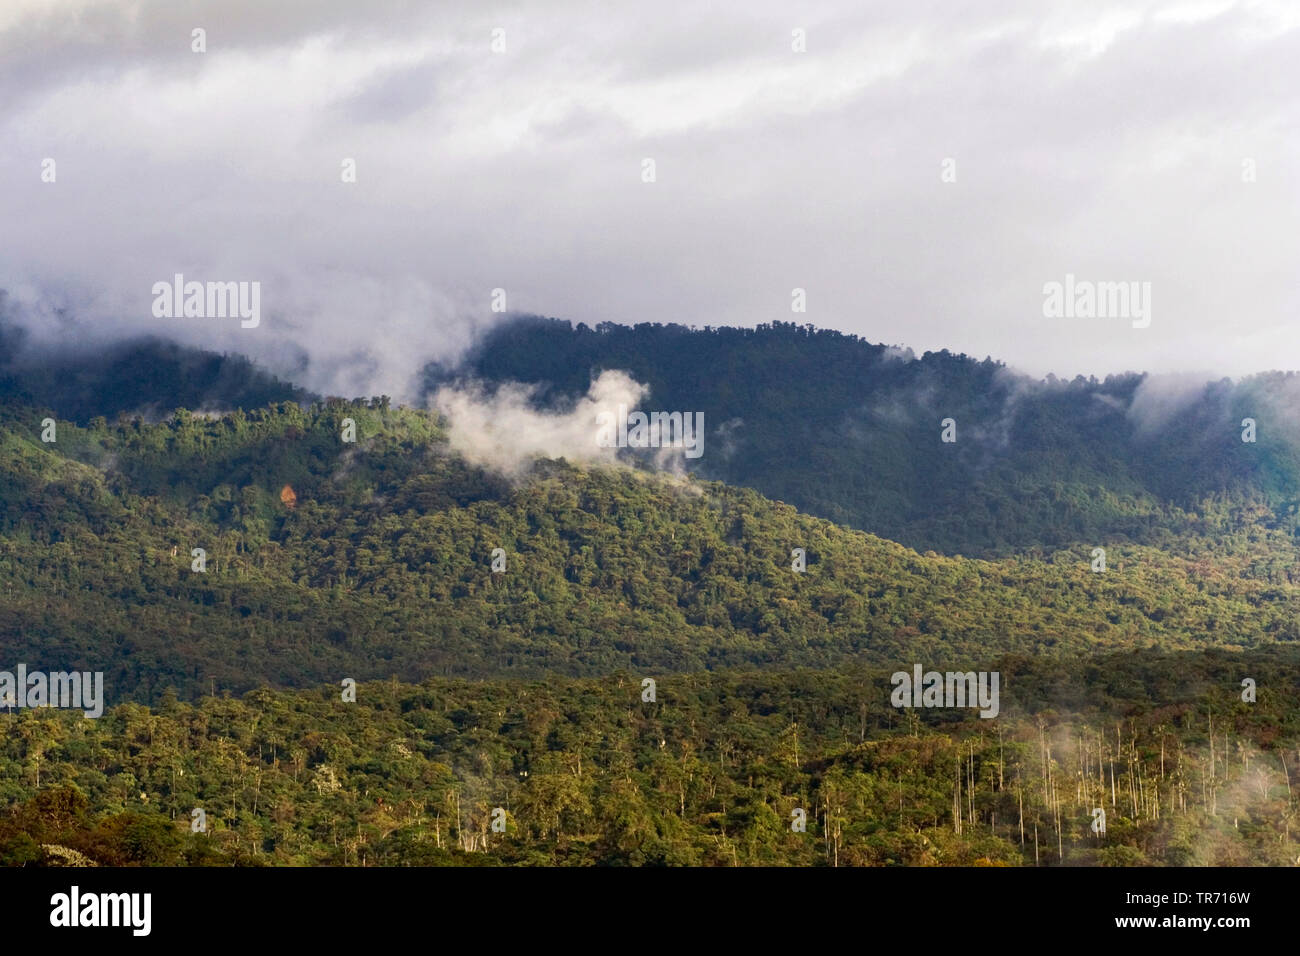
[1,0,1297,401]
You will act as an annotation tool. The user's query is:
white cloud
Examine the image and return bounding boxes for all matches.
[433,370,649,477]
[1,0,1298,398]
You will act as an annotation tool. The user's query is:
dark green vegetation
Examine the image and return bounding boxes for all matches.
[0,311,309,424]
[430,317,1300,555]
[4,395,1300,700]
[3,321,1300,865]
[1,652,1296,866]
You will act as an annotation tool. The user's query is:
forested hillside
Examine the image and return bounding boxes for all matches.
[0,317,308,424]
[428,317,1300,555]
[2,327,1299,867]
[3,395,1300,701]
[2,651,1296,867]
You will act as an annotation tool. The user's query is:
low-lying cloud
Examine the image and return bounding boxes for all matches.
[433,369,650,478]
[1126,372,1216,436]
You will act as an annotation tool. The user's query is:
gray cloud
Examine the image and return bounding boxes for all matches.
[1126,371,1214,435]
[433,369,647,478]
[2,0,1298,401]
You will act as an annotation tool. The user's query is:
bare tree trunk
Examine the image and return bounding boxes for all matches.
[968,741,975,826]
[1018,779,1024,847]
[1098,727,1105,806]
[1053,775,1062,862]
[1282,752,1293,811]
[953,750,962,835]
[1209,712,1216,816]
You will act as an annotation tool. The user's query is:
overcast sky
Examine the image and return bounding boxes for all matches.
[1,0,1297,400]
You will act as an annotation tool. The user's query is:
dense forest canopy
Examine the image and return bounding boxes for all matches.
[3,393,1300,700]
[427,316,1300,555]
[2,652,1295,867]
[2,321,1299,866]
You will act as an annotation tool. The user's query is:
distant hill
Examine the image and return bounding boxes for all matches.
[425,317,1300,555]
[10,313,1300,558]
[3,320,1299,869]
[0,317,310,423]
[3,392,1299,702]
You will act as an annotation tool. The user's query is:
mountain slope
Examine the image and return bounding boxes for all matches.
[3,394,1299,703]
[426,317,1300,555]
[0,314,310,423]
